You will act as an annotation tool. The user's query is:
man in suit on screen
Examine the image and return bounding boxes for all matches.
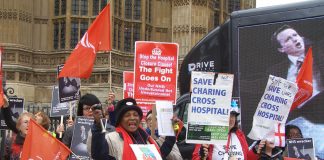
[270,24,324,158]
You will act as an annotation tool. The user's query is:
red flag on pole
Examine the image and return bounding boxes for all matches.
[21,119,71,160]
[291,47,313,111]
[58,4,111,78]
[0,47,4,108]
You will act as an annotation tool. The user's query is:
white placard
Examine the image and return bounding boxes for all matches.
[186,71,234,145]
[248,75,298,140]
[156,101,175,136]
[130,144,162,160]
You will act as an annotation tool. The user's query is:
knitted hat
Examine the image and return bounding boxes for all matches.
[114,98,143,126]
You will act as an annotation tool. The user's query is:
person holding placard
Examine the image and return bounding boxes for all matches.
[253,139,284,160]
[192,106,259,160]
[87,98,180,160]
[1,96,36,159]
[282,125,304,157]
[285,125,303,140]
[1,96,57,159]
[145,109,183,160]
[59,93,115,147]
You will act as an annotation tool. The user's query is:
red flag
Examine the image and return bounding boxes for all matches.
[21,119,71,160]
[59,4,111,78]
[0,47,4,108]
[291,47,313,111]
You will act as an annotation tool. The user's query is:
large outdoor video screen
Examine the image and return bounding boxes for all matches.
[235,11,324,159]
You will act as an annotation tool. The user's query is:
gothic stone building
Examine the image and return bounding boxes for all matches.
[0,0,254,111]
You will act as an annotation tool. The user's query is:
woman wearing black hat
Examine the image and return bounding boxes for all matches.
[87,98,180,160]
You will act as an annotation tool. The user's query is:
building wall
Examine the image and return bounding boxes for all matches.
[0,0,255,109]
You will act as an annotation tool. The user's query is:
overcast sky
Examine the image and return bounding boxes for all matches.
[256,0,312,8]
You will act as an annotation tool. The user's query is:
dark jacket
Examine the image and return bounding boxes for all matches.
[259,147,283,160]
[1,107,23,160]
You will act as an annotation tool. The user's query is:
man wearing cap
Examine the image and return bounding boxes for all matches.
[87,98,181,160]
[192,105,259,160]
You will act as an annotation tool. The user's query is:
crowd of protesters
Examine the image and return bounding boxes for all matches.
[0,92,310,160]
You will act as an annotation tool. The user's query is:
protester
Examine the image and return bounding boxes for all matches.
[145,110,158,137]
[34,111,56,138]
[282,124,304,157]
[59,93,115,147]
[255,139,284,160]
[34,111,51,130]
[87,98,180,159]
[285,124,303,139]
[106,92,118,126]
[145,109,183,160]
[192,107,258,160]
[1,96,58,159]
[1,96,36,159]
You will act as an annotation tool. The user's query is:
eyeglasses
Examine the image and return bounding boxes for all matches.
[288,133,302,138]
[83,104,102,111]
[83,106,92,111]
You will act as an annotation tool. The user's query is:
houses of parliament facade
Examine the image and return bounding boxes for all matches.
[0,0,255,109]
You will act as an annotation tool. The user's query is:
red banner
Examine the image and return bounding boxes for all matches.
[123,71,134,99]
[137,102,154,121]
[134,41,178,104]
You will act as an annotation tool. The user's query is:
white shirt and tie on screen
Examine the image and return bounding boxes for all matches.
[274,25,323,108]
[287,54,322,107]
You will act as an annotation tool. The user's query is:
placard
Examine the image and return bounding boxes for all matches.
[69,116,94,160]
[248,75,298,140]
[134,41,178,104]
[50,86,77,117]
[156,101,174,136]
[0,97,24,130]
[123,71,134,99]
[186,71,233,145]
[287,138,315,159]
[130,144,162,160]
[58,64,81,103]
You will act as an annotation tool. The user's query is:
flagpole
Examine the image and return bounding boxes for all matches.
[109,51,112,92]
[108,0,112,93]
[71,151,83,160]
